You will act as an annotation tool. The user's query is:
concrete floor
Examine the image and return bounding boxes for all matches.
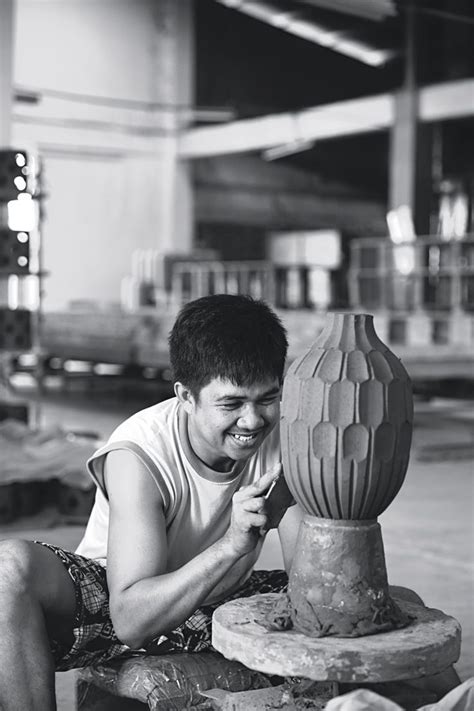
[0,386,472,709]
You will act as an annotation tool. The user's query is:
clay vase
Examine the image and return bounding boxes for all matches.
[280,312,413,638]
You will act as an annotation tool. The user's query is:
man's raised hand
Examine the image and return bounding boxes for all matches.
[224,464,281,557]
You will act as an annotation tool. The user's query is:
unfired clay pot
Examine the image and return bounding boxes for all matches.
[281,312,413,520]
[280,312,413,637]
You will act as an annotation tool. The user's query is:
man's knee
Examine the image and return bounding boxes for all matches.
[0,539,76,640]
[0,539,37,597]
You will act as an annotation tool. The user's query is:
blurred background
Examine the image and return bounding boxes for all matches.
[0,0,472,708]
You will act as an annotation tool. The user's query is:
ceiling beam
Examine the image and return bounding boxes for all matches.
[178,79,474,159]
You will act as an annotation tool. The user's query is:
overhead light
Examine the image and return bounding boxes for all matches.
[215,0,392,67]
[277,18,392,66]
[232,1,278,22]
[286,19,335,46]
[262,139,315,161]
[301,0,396,22]
[270,11,294,28]
[334,37,393,67]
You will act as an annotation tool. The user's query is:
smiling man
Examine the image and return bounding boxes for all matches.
[0,294,302,711]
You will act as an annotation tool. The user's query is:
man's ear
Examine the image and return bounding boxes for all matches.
[174,382,196,413]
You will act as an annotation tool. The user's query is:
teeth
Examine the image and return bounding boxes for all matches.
[232,433,256,442]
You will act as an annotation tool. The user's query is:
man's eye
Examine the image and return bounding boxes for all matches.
[220,403,240,410]
[260,397,278,406]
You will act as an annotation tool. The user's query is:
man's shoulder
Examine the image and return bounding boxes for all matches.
[111,397,179,442]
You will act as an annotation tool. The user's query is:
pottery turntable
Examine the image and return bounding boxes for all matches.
[212,313,461,698]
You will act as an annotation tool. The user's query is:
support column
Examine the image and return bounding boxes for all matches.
[388,4,432,236]
[0,0,15,146]
[389,88,417,217]
[151,0,194,257]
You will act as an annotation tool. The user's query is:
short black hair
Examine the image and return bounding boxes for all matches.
[169,294,288,395]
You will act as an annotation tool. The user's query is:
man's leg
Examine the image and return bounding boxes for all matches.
[0,539,76,711]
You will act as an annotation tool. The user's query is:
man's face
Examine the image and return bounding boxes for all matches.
[182,376,281,472]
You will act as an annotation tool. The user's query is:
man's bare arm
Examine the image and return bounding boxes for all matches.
[104,450,279,648]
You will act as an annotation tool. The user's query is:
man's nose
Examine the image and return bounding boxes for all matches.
[238,405,264,430]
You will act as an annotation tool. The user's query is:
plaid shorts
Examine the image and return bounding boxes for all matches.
[36,542,288,672]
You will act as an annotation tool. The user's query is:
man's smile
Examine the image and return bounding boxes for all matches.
[228,430,264,445]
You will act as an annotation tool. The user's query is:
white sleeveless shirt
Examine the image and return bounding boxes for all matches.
[76,397,281,603]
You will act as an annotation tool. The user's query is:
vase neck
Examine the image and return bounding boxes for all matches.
[318,313,381,352]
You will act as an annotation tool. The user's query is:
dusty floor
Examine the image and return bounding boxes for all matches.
[0,385,472,709]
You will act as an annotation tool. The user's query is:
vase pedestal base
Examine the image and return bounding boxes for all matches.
[212,594,461,684]
[288,517,409,638]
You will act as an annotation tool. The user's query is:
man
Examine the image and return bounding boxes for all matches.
[0,294,302,711]
[0,294,460,710]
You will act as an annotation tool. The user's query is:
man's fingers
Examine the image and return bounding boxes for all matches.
[252,466,282,494]
[247,512,267,529]
[233,464,281,504]
[242,497,265,513]
[234,479,272,500]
